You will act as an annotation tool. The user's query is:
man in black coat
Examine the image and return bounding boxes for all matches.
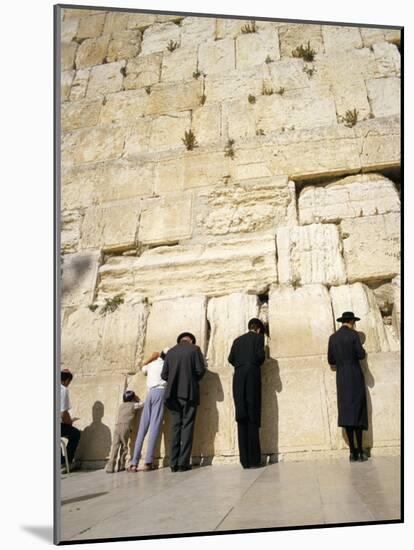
[161,332,206,472]
[328,311,368,462]
[228,318,266,469]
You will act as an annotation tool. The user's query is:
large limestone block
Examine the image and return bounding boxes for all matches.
[322,25,363,53]
[265,58,309,91]
[384,29,401,46]
[222,99,256,140]
[106,30,142,62]
[298,173,400,225]
[277,224,346,286]
[139,194,192,245]
[127,13,157,31]
[98,234,278,298]
[61,210,82,253]
[360,27,385,48]
[204,69,263,104]
[269,285,334,358]
[99,89,149,124]
[235,27,280,70]
[161,46,198,83]
[61,17,79,42]
[61,299,148,376]
[254,86,337,134]
[76,12,106,40]
[331,76,372,121]
[61,70,74,101]
[61,99,102,132]
[269,124,362,180]
[69,373,127,465]
[267,356,332,452]
[364,352,401,448]
[69,69,90,102]
[193,293,259,457]
[124,53,162,90]
[179,16,216,47]
[357,116,400,172]
[330,283,390,353]
[197,177,297,236]
[198,39,236,76]
[143,295,207,356]
[372,42,400,78]
[103,11,129,35]
[100,299,149,374]
[75,36,110,69]
[122,119,152,156]
[341,213,400,282]
[366,77,401,118]
[278,23,324,57]
[192,104,221,145]
[86,61,126,100]
[148,111,192,152]
[61,41,78,71]
[141,22,181,55]
[215,18,249,39]
[155,14,185,24]
[146,80,202,116]
[61,163,100,210]
[153,157,185,194]
[61,250,101,306]
[63,8,102,18]
[81,199,140,251]
[94,159,154,203]
[61,307,103,374]
[61,126,126,166]
[184,151,231,189]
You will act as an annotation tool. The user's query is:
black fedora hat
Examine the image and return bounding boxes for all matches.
[337,311,360,323]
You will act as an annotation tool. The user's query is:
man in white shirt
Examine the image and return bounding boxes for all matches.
[61,369,80,472]
[129,348,169,472]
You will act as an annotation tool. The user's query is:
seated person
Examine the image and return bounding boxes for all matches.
[60,369,80,473]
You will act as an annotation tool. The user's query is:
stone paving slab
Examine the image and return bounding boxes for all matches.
[59,456,401,542]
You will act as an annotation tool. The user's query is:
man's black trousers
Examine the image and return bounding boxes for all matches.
[237,420,261,468]
[61,423,81,464]
[169,398,197,468]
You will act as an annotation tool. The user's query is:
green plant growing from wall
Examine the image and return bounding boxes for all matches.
[241,20,257,34]
[303,65,316,77]
[276,87,285,95]
[193,70,202,79]
[182,129,198,150]
[262,82,274,96]
[256,128,265,136]
[120,66,127,77]
[145,86,151,94]
[265,55,274,64]
[224,138,236,159]
[342,108,359,127]
[200,94,207,106]
[100,294,124,315]
[167,40,179,52]
[248,94,256,104]
[88,304,99,312]
[292,41,316,62]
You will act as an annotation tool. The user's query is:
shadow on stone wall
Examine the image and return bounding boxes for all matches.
[261,349,283,463]
[76,401,112,466]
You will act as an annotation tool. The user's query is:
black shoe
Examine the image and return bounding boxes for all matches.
[178,465,192,471]
[248,464,264,469]
[170,465,179,472]
[349,451,358,462]
[357,452,368,462]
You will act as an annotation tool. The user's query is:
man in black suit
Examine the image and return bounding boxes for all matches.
[228,318,266,469]
[328,311,368,462]
[161,332,206,472]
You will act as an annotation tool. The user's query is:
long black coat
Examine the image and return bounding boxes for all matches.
[328,326,368,430]
[161,342,206,409]
[228,331,265,426]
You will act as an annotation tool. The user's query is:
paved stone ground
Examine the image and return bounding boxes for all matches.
[60,456,400,542]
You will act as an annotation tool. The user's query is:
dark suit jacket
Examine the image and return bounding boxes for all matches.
[161,342,206,409]
[328,325,368,428]
[228,331,265,425]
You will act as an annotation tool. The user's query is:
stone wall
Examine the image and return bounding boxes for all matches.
[59,7,401,467]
